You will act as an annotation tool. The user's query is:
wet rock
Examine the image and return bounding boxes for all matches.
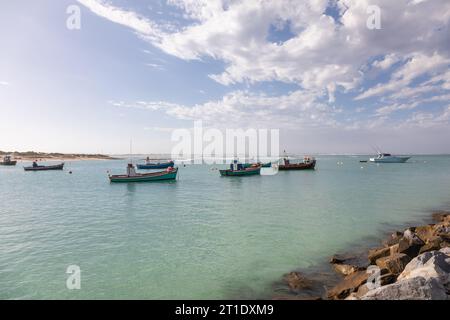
[368,247,390,265]
[329,253,369,276]
[397,250,450,283]
[376,253,411,275]
[284,272,314,291]
[327,270,369,300]
[361,276,448,300]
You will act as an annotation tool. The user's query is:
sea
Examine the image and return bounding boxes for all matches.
[1,155,450,299]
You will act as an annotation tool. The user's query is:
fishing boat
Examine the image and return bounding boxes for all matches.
[24,162,64,171]
[279,155,316,171]
[369,153,410,163]
[219,160,261,177]
[0,155,17,166]
[136,157,175,169]
[109,163,178,182]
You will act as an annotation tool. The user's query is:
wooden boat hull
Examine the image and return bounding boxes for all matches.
[0,161,17,166]
[279,160,316,171]
[219,167,261,176]
[109,168,178,182]
[24,163,64,171]
[136,161,174,169]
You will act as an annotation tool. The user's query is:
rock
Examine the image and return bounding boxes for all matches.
[382,231,403,247]
[440,247,450,255]
[419,236,443,254]
[398,235,425,258]
[397,250,450,284]
[284,272,315,291]
[390,244,399,255]
[380,273,397,286]
[327,270,369,300]
[333,264,360,276]
[345,293,359,300]
[415,225,436,243]
[376,253,411,275]
[368,247,390,265]
[432,211,450,224]
[361,276,448,300]
[329,253,368,276]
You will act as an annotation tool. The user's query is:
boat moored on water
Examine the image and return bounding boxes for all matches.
[109,163,178,182]
[219,160,261,177]
[24,162,64,171]
[279,154,316,171]
[369,153,410,163]
[0,155,17,166]
[137,157,175,169]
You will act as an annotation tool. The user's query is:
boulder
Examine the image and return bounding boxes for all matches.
[390,243,399,255]
[284,272,315,291]
[368,247,390,265]
[382,231,403,247]
[415,225,436,243]
[361,276,448,300]
[419,236,443,254]
[432,211,450,224]
[398,235,425,258]
[329,253,368,276]
[397,250,450,284]
[376,253,411,275]
[327,270,369,300]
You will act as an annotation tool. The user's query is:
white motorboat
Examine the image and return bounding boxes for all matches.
[369,153,410,163]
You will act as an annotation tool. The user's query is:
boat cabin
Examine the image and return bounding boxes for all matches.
[126,163,138,177]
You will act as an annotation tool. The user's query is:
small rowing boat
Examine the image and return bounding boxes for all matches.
[219,160,261,177]
[109,163,178,182]
[0,155,17,166]
[136,158,175,170]
[24,162,64,171]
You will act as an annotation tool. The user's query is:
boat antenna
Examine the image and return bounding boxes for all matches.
[129,139,133,164]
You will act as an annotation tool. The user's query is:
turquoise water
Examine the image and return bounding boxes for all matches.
[1,155,450,299]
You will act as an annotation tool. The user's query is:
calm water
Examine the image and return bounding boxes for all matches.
[1,155,450,299]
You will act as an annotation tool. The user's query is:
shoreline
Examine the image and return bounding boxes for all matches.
[1,152,118,162]
[273,210,450,300]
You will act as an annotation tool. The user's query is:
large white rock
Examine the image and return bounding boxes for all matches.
[361,276,448,300]
[397,250,450,284]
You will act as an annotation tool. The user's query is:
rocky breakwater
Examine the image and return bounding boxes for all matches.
[327,212,450,300]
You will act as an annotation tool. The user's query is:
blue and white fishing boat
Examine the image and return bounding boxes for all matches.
[137,157,175,169]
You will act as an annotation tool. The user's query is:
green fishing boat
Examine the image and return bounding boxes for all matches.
[219,160,261,177]
[109,164,178,183]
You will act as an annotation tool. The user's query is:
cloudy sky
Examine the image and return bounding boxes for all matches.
[1,0,449,154]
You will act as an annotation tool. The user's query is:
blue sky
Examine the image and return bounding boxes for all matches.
[0,0,449,154]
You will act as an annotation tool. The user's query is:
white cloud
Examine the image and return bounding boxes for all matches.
[80,0,450,130]
[0,81,9,86]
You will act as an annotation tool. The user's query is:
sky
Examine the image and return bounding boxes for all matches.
[0,0,449,155]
